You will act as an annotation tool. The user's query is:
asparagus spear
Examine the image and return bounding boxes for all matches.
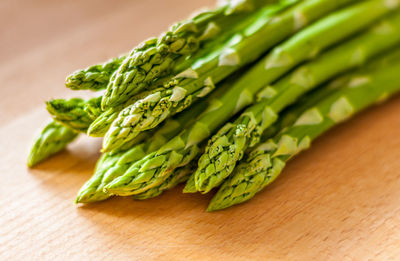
[65,55,126,91]
[46,97,101,132]
[194,11,400,193]
[208,49,400,211]
[87,76,181,137]
[27,121,79,167]
[102,0,357,152]
[101,0,282,109]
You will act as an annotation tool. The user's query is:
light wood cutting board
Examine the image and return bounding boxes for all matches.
[1,0,400,260]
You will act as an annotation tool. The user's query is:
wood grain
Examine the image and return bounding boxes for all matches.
[1,0,400,260]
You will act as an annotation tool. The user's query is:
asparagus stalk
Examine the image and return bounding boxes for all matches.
[101,0,282,109]
[102,0,357,152]
[194,11,400,193]
[27,121,79,167]
[87,76,180,137]
[46,97,101,132]
[65,55,127,91]
[208,49,400,211]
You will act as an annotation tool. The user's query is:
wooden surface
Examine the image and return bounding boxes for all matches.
[1,0,400,260]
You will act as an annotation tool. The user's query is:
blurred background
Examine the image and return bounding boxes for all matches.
[0,0,213,124]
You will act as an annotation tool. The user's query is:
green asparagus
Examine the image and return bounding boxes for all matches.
[87,76,175,137]
[27,121,78,167]
[102,0,357,152]
[46,97,99,132]
[208,49,400,211]
[65,55,127,91]
[194,11,400,193]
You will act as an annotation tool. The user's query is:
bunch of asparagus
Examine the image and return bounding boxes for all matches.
[28,0,400,211]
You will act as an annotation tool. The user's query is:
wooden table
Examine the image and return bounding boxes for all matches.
[1,0,400,259]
